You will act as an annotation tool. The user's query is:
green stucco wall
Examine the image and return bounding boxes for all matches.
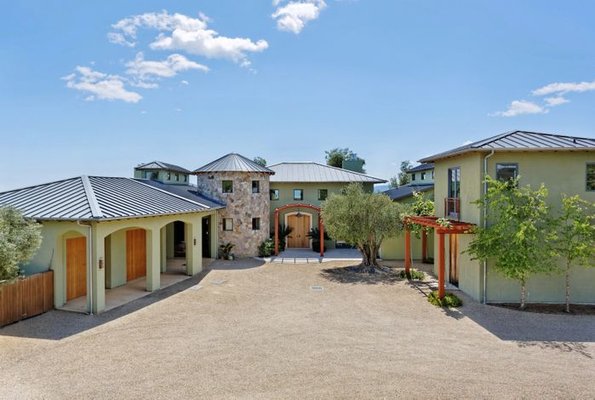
[133,169,189,185]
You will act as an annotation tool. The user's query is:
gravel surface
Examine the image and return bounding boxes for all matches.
[1,259,594,399]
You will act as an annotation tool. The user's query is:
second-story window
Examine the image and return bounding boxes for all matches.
[411,173,416,181]
[421,172,426,180]
[167,172,171,180]
[270,189,279,200]
[175,173,179,181]
[448,167,460,198]
[293,189,304,201]
[222,180,233,193]
[318,189,328,201]
[252,180,260,194]
[587,163,595,191]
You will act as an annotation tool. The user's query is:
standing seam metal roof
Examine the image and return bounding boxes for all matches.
[0,176,216,221]
[194,153,274,174]
[268,162,387,183]
[419,130,595,163]
[135,161,191,174]
[406,163,434,173]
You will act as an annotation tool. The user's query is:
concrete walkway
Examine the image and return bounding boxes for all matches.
[268,248,362,263]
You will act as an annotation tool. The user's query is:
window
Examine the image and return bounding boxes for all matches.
[222,180,233,193]
[175,173,179,181]
[252,180,260,194]
[270,189,280,200]
[448,167,461,198]
[318,189,328,201]
[223,218,233,231]
[293,189,304,200]
[432,170,435,179]
[496,163,518,182]
[587,163,595,191]
[252,218,260,230]
[183,175,187,182]
[167,172,171,180]
[411,173,416,181]
[421,172,426,180]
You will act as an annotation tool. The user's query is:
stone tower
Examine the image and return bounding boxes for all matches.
[194,153,274,257]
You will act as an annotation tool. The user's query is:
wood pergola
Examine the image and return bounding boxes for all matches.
[274,203,325,257]
[404,216,475,299]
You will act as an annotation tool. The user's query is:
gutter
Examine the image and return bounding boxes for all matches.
[482,150,495,304]
[77,220,93,315]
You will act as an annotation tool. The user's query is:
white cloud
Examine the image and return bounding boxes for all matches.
[272,0,327,34]
[491,100,547,117]
[544,96,570,107]
[532,80,595,96]
[126,52,208,80]
[62,66,142,103]
[109,11,268,66]
[181,80,189,85]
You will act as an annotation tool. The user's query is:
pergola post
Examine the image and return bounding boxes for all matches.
[319,216,324,257]
[421,229,427,263]
[438,231,445,299]
[404,228,411,274]
[274,210,279,256]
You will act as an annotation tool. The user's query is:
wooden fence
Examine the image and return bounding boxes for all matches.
[0,271,54,328]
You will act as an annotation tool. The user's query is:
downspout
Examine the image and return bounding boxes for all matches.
[482,150,495,304]
[77,220,93,315]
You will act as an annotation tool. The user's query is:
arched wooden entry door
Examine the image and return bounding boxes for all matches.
[287,213,311,248]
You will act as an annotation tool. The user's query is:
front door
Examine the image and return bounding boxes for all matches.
[202,216,211,258]
[66,236,87,301]
[126,229,147,281]
[287,214,311,248]
[449,234,459,286]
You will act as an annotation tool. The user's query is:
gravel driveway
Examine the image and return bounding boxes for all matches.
[1,259,594,399]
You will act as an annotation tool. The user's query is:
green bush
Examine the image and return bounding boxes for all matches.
[258,239,275,257]
[428,291,462,308]
[399,269,425,280]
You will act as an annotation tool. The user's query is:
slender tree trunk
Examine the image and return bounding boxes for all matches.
[565,261,571,313]
[520,279,526,309]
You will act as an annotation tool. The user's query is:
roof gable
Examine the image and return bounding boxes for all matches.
[420,130,595,163]
[194,153,274,174]
[268,162,386,183]
[136,161,191,174]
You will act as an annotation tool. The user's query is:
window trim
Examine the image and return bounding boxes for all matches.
[293,189,304,201]
[587,162,595,192]
[222,180,233,194]
[223,218,233,231]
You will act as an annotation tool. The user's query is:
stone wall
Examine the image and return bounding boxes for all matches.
[196,171,271,257]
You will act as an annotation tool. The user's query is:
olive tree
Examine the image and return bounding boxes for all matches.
[0,207,42,281]
[555,195,595,313]
[322,183,404,271]
[467,177,557,309]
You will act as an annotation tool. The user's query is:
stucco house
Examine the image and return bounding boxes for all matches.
[415,130,595,304]
[0,176,221,314]
[380,163,434,261]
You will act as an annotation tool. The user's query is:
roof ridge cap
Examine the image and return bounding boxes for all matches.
[81,175,104,218]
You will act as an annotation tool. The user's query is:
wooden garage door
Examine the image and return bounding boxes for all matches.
[66,237,87,301]
[126,229,147,281]
[287,214,311,248]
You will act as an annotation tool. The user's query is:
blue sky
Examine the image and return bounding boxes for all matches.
[2,1,595,191]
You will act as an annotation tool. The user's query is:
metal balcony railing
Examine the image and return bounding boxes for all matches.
[444,197,460,221]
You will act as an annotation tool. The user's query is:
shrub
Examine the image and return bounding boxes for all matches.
[0,207,42,282]
[428,291,462,308]
[399,269,425,280]
[258,239,275,257]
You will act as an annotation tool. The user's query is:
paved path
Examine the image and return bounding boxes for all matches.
[1,259,594,399]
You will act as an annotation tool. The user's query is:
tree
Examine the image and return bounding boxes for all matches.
[0,207,42,281]
[322,183,405,271]
[555,195,595,313]
[389,176,399,189]
[325,148,357,168]
[398,161,413,186]
[466,177,557,309]
[253,156,267,167]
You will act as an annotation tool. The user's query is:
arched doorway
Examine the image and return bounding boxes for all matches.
[274,203,325,256]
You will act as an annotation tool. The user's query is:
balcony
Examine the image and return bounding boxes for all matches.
[444,197,460,221]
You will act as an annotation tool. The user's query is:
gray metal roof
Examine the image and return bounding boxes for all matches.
[135,161,191,174]
[135,179,225,209]
[406,163,434,173]
[0,176,216,221]
[268,162,387,183]
[383,184,434,201]
[420,130,595,163]
[194,153,274,174]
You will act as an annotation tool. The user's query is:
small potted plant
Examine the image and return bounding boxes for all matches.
[307,228,331,253]
[219,242,235,260]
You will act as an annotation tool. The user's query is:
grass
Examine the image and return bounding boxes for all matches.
[398,269,425,280]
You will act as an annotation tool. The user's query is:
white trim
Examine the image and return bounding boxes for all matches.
[284,211,313,249]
